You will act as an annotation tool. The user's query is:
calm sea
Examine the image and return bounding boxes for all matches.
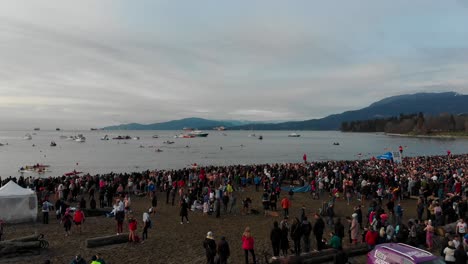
[0,130,467,178]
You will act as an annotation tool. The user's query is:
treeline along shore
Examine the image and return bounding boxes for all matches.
[341,112,468,136]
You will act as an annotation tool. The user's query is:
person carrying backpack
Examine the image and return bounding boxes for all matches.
[42,200,53,224]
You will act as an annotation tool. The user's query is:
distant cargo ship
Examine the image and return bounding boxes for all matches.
[90,128,98,131]
[56,128,61,131]
[33,128,40,131]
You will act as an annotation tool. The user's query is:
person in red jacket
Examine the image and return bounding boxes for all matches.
[242,227,256,264]
[128,216,138,242]
[73,207,85,234]
[281,196,291,217]
[365,227,378,250]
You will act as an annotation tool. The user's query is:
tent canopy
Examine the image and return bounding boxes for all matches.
[0,181,37,223]
[0,181,35,197]
[376,152,393,160]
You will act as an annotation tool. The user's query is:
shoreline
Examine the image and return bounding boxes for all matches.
[5,153,468,181]
[386,133,468,139]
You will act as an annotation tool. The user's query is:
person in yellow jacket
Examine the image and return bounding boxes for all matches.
[90,254,106,264]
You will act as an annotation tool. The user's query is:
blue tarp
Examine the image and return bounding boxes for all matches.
[281,185,311,193]
[376,152,393,160]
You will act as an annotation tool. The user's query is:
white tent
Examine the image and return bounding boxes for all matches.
[0,181,37,223]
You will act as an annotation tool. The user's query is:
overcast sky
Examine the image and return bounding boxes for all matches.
[1,1,468,129]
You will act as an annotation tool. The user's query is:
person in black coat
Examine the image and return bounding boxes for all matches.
[291,217,303,256]
[301,216,313,253]
[203,232,217,264]
[334,218,345,244]
[217,236,230,264]
[313,214,325,251]
[454,244,467,264]
[280,221,290,256]
[270,221,282,257]
[180,198,189,224]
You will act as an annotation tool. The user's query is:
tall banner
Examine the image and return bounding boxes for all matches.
[392,151,402,163]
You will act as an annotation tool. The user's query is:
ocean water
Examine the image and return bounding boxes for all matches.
[0,130,467,178]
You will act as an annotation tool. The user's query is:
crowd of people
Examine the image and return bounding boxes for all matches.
[0,153,467,263]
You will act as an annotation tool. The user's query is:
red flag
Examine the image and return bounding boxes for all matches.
[303,154,307,162]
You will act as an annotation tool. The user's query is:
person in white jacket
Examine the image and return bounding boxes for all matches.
[443,241,456,264]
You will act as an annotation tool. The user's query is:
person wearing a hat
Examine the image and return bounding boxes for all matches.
[203,231,216,264]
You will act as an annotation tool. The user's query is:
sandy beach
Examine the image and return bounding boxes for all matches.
[0,185,422,264]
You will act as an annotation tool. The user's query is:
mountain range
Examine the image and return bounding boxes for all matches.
[102,92,468,131]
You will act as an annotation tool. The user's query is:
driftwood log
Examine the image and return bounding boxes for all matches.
[86,233,129,248]
[270,244,368,264]
[9,234,43,242]
[0,241,42,258]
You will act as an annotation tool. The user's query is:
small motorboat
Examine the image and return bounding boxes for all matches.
[333,142,340,146]
[19,164,51,173]
[75,134,86,142]
[50,141,57,147]
[188,130,209,137]
[288,133,300,137]
[152,135,159,139]
[175,134,195,138]
[56,128,61,131]
[0,143,4,146]
[113,135,131,140]
[132,137,140,140]
[24,134,32,140]
[258,135,263,140]
[163,140,175,144]
[248,134,256,137]
[34,128,40,131]
[101,135,109,140]
[156,149,163,152]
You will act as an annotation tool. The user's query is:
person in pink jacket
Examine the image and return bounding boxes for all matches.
[242,227,256,264]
